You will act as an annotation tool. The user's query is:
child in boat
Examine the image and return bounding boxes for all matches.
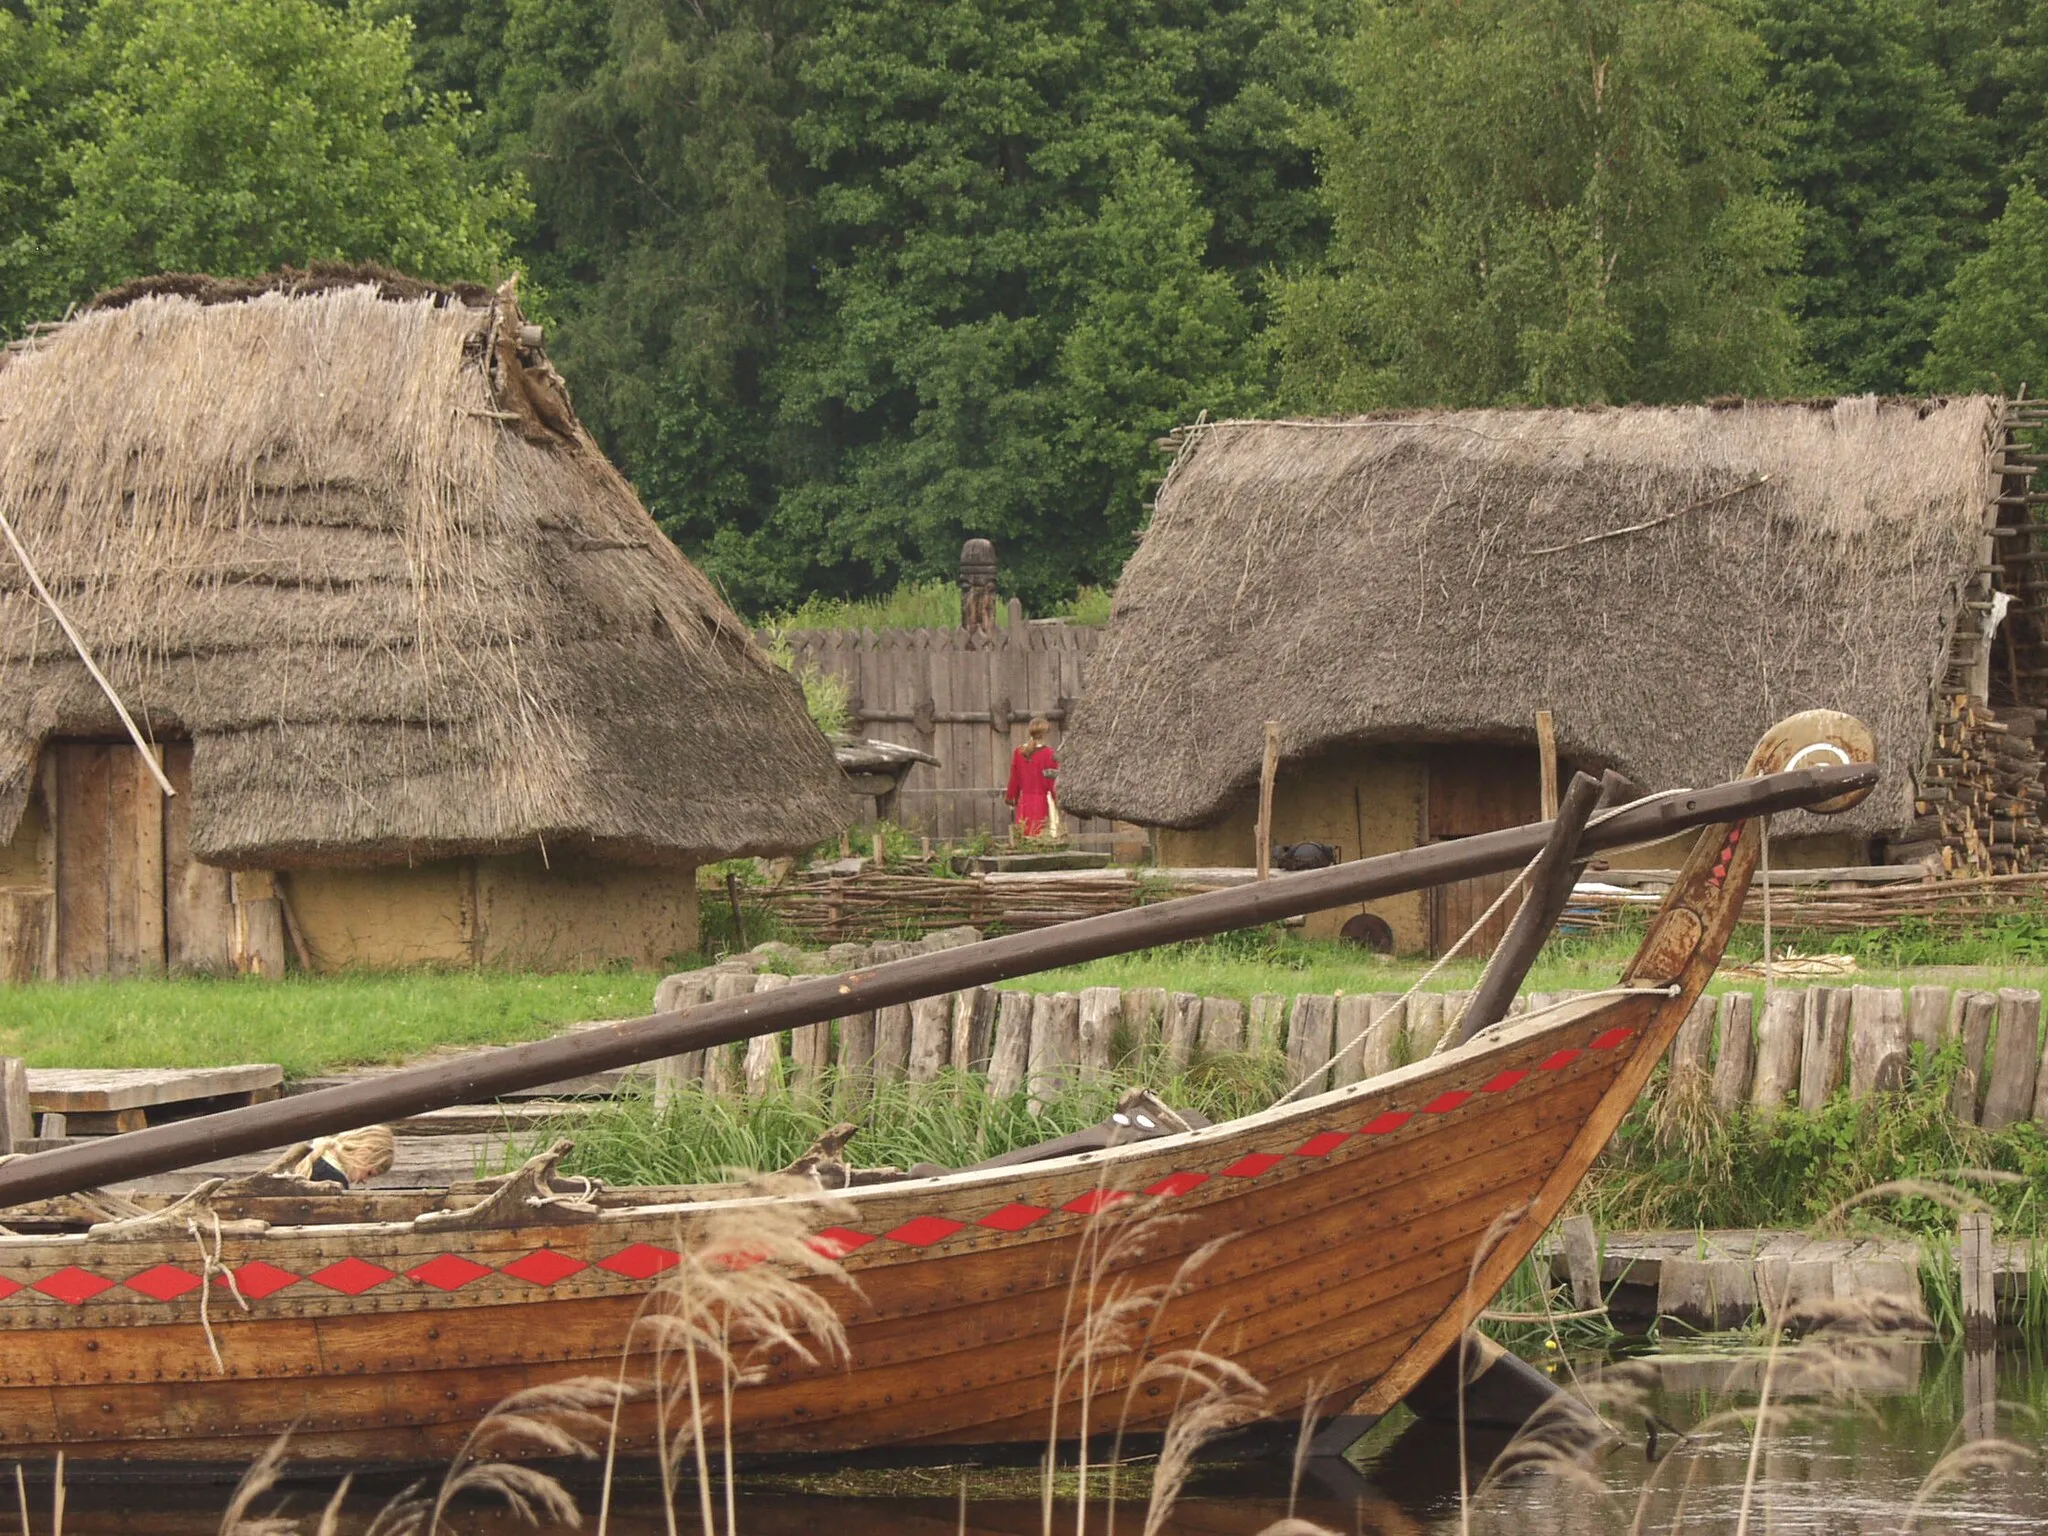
[1005,716,1059,837]
[293,1124,396,1187]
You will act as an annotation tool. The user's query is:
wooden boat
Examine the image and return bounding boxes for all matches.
[0,714,1874,1470]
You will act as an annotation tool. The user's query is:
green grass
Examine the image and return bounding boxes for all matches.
[530,1057,1286,1187]
[1581,1042,2048,1239]
[0,970,666,1077]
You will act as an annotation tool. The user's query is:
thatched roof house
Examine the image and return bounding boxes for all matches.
[1062,398,2028,952]
[0,268,850,977]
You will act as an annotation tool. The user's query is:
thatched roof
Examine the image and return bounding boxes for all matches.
[1060,398,2004,837]
[0,270,852,868]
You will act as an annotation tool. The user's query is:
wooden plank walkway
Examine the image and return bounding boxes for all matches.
[1548,1228,2038,1328]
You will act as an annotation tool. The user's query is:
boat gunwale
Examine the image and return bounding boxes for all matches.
[0,987,1665,1251]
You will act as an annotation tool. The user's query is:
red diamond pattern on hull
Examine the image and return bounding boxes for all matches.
[809,1228,877,1259]
[1220,1152,1285,1179]
[502,1249,588,1286]
[0,1003,1668,1308]
[977,1203,1052,1233]
[231,1262,301,1300]
[1063,1190,1132,1215]
[1293,1131,1350,1159]
[408,1255,494,1292]
[123,1265,202,1302]
[886,1215,967,1247]
[310,1258,395,1296]
[33,1267,114,1306]
[597,1243,681,1279]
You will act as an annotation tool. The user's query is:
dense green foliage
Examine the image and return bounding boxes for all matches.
[4,0,2046,609]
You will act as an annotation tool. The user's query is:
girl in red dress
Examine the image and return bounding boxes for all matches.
[1005,717,1059,837]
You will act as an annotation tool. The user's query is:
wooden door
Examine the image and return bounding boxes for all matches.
[1427,744,1542,958]
[53,741,166,979]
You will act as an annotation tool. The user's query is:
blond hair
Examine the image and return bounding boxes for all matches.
[295,1124,396,1185]
[1026,716,1052,743]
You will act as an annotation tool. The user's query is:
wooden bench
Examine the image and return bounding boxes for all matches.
[25,1065,283,1136]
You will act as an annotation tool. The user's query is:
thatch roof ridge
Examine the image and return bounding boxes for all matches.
[1061,397,2002,836]
[0,278,851,866]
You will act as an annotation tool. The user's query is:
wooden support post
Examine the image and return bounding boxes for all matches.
[1332,994,1372,1086]
[949,987,996,1073]
[1162,992,1202,1071]
[0,890,52,984]
[1711,992,1754,1114]
[1122,987,1167,1054]
[1907,986,1950,1074]
[1246,993,1287,1057]
[1953,991,1998,1123]
[1404,993,1447,1062]
[1255,721,1280,881]
[1847,985,1910,1098]
[1982,989,2041,1130]
[1198,996,1245,1056]
[1751,989,1804,1112]
[1670,994,1716,1084]
[744,974,791,1096]
[1799,987,1851,1108]
[1959,1210,1996,1343]
[907,993,952,1083]
[1284,994,1336,1091]
[1535,709,1559,822]
[1077,987,1120,1076]
[873,1002,914,1081]
[230,871,286,979]
[1560,1214,1600,1312]
[650,972,715,1107]
[702,971,757,1096]
[0,1057,28,1153]
[1026,991,1080,1110]
[987,991,1033,1097]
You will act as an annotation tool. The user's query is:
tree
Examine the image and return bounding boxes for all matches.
[1752,0,1990,392]
[15,0,525,319]
[1272,0,1803,411]
[1917,179,2048,396]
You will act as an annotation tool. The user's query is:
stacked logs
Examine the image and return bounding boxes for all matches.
[1897,697,2048,875]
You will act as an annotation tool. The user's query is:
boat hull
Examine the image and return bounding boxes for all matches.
[0,989,1666,1468]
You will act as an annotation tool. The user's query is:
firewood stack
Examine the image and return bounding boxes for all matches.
[1898,699,2048,875]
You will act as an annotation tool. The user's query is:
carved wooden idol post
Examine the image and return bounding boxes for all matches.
[959,538,998,637]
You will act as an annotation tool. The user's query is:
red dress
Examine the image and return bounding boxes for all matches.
[1006,745,1058,836]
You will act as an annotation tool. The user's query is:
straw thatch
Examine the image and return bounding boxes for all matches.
[1060,398,2004,837]
[0,271,852,867]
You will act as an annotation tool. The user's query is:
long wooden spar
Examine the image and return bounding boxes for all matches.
[0,761,1873,1208]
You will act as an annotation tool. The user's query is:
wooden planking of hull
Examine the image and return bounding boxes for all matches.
[0,712,1877,1470]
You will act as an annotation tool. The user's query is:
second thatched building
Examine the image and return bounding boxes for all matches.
[1060,397,2045,954]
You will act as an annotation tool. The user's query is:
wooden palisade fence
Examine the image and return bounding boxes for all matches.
[777,542,1113,843]
[652,949,2048,1131]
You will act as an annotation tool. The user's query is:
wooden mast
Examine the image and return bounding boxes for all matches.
[0,761,1873,1209]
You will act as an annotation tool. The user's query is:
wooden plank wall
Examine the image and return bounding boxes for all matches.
[781,614,1110,843]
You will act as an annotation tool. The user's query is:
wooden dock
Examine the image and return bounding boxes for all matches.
[25,1064,281,1135]
[1550,1228,2036,1329]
